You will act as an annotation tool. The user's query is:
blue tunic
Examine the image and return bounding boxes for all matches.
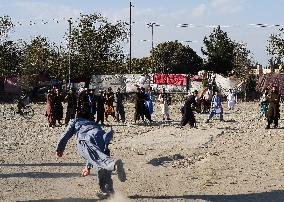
[145,92,154,114]
[56,118,115,170]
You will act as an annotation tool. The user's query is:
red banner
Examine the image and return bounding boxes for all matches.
[153,74,186,86]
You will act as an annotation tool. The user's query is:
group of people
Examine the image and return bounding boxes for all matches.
[180,88,238,127]
[46,86,128,127]
[133,86,171,123]
[43,84,281,130]
[46,86,65,127]
[180,86,281,130]
[46,85,175,128]
[74,87,126,126]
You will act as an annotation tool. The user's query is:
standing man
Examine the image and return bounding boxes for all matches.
[104,87,117,122]
[141,87,152,123]
[133,87,144,123]
[206,90,224,123]
[46,89,56,127]
[64,88,78,125]
[227,89,237,110]
[181,90,198,127]
[88,89,97,120]
[266,86,280,129]
[115,88,126,123]
[96,90,105,126]
[158,87,171,121]
[53,88,64,126]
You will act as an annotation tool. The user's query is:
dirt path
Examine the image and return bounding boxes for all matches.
[0,102,283,202]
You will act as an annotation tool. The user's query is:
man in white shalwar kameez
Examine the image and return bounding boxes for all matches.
[227,89,237,110]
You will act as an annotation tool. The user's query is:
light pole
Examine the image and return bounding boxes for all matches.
[129,1,134,73]
[146,22,160,70]
[67,19,72,89]
[147,22,155,54]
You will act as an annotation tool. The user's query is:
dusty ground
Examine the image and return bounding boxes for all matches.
[0,101,283,202]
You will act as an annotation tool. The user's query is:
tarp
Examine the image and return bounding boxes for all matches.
[257,73,284,96]
[215,74,245,95]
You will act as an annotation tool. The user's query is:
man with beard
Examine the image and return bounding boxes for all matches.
[266,86,281,129]
[181,90,198,127]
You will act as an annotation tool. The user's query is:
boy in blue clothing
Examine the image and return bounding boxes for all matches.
[55,110,126,197]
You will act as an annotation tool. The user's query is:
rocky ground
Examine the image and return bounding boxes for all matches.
[0,101,283,202]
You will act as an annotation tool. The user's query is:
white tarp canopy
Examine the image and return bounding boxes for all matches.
[215,74,245,95]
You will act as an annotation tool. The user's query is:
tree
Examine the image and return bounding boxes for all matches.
[232,42,254,80]
[152,40,203,74]
[267,28,284,66]
[69,13,128,86]
[0,15,19,77]
[47,44,69,80]
[0,15,14,40]
[129,57,152,74]
[0,40,22,77]
[202,26,236,76]
[21,36,56,76]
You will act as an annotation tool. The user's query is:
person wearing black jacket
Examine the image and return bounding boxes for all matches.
[96,90,105,125]
[115,88,126,123]
[64,88,78,125]
[141,87,152,122]
[181,91,198,127]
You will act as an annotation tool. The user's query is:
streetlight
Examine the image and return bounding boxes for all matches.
[129,1,134,73]
[146,22,161,69]
[146,22,161,53]
[67,18,72,89]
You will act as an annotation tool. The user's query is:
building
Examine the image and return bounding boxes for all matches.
[250,64,281,75]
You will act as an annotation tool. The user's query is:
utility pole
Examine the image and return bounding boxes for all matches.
[147,22,159,70]
[67,19,72,90]
[129,1,133,73]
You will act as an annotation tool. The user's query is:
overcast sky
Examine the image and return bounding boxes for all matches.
[1,0,283,66]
